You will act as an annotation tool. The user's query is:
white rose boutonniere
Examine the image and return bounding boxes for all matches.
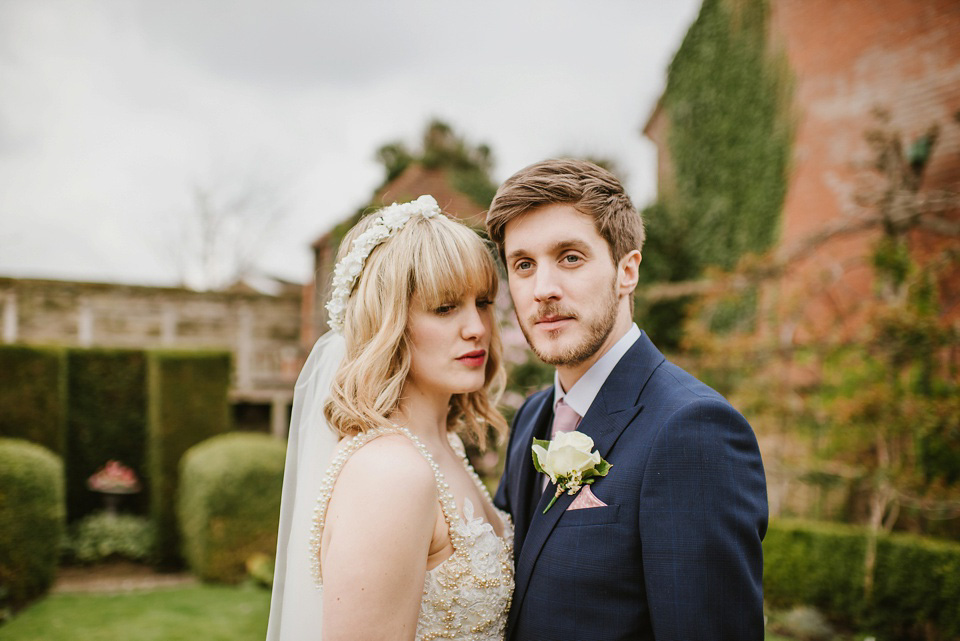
[531,431,612,513]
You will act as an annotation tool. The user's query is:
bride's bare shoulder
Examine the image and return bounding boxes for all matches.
[321,433,439,579]
[332,433,436,505]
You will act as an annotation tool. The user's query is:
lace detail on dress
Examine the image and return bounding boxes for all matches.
[310,426,514,641]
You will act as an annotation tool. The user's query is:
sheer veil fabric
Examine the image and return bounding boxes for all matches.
[266,331,345,641]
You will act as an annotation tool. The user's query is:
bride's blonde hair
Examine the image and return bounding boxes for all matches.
[323,209,507,448]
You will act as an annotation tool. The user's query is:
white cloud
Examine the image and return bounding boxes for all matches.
[0,0,701,286]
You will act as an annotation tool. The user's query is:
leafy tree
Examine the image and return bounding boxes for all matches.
[374,119,497,208]
[331,120,498,255]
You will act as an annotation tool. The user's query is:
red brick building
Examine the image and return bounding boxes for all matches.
[646,0,960,339]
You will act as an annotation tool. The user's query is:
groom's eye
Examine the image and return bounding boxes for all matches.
[562,254,582,264]
[515,260,533,272]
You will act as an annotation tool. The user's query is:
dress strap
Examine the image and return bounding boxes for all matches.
[447,432,514,532]
[309,426,462,587]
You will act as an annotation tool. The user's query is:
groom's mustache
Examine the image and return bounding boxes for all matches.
[529,303,579,325]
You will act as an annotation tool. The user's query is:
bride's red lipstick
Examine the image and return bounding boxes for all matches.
[456,349,486,367]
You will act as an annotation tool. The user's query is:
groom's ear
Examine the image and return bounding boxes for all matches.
[618,250,642,294]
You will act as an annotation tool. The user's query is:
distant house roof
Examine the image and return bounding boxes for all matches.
[641,94,665,137]
[311,164,487,248]
[375,164,486,225]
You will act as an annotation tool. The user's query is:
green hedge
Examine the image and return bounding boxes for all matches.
[0,438,65,608]
[64,349,148,521]
[178,433,285,583]
[0,346,66,455]
[148,350,231,567]
[764,519,960,640]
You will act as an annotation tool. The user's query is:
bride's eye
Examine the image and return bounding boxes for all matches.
[434,303,456,315]
[476,298,493,310]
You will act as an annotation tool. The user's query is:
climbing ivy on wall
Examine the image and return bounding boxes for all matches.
[638,0,792,347]
[658,0,792,271]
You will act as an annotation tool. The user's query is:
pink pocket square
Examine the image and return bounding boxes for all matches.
[567,485,608,510]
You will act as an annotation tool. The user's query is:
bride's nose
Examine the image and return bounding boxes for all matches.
[461,305,486,340]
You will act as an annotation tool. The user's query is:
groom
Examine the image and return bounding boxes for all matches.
[487,159,768,641]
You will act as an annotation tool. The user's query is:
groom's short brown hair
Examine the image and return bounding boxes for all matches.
[485,158,645,264]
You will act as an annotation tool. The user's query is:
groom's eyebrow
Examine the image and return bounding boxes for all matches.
[551,239,592,255]
[506,239,592,263]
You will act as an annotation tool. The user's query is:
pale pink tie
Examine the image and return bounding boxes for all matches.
[543,399,582,492]
[551,398,581,437]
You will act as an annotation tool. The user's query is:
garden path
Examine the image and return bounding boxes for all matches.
[52,561,196,593]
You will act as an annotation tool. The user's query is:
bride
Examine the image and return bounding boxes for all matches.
[266,196,514,641]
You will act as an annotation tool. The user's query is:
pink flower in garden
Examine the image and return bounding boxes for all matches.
[87,460,141,493]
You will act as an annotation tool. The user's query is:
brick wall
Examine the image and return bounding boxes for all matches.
[769,0,960,338]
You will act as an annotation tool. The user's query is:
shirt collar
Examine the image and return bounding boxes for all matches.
[553,323,641,417]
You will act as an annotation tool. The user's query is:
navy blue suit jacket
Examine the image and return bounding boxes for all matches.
[494,332,768,641]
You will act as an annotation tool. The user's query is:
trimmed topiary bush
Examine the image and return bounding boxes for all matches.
[178,432,285,583]
[148,350,232,567]
[64,348,148,522]
[0,346,67,454]
[763,519,960,640]
[0,438,65,608]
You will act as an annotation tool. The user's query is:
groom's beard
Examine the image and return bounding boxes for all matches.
[517,282,619,367]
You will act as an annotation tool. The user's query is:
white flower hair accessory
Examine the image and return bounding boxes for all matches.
[325,195,441,333]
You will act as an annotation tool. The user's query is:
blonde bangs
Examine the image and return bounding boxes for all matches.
[410,218,499,309]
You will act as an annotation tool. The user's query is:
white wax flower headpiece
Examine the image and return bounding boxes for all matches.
[325,195,441,333]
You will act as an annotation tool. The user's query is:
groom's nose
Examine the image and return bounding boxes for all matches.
[533,264,562,302]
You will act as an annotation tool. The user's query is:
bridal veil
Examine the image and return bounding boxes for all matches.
[266,331,345,641]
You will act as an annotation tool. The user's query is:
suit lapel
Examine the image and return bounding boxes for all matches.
[511,389,554,554]
[508,333,665,637]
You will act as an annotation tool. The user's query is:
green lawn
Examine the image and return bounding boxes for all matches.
[0,585,270,641]
[1,585,804,641]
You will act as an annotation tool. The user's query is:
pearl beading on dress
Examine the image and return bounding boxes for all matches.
[309,425,514,641]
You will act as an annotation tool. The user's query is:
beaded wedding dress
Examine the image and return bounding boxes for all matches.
[266,197,514,641]
[266,331,514,641]
[310,426,515,641]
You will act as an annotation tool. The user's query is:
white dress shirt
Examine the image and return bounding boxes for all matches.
[552,323,642,417]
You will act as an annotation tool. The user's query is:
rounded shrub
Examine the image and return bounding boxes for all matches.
[178,432,285,583]
[0,438,65,607]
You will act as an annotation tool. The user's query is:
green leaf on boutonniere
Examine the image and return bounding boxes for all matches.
[531,438,551,475]
[582,459,612,480]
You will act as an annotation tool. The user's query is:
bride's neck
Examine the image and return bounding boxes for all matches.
[391,385,451,447]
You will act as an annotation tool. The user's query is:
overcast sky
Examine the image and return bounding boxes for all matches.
[0,0,701,288]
